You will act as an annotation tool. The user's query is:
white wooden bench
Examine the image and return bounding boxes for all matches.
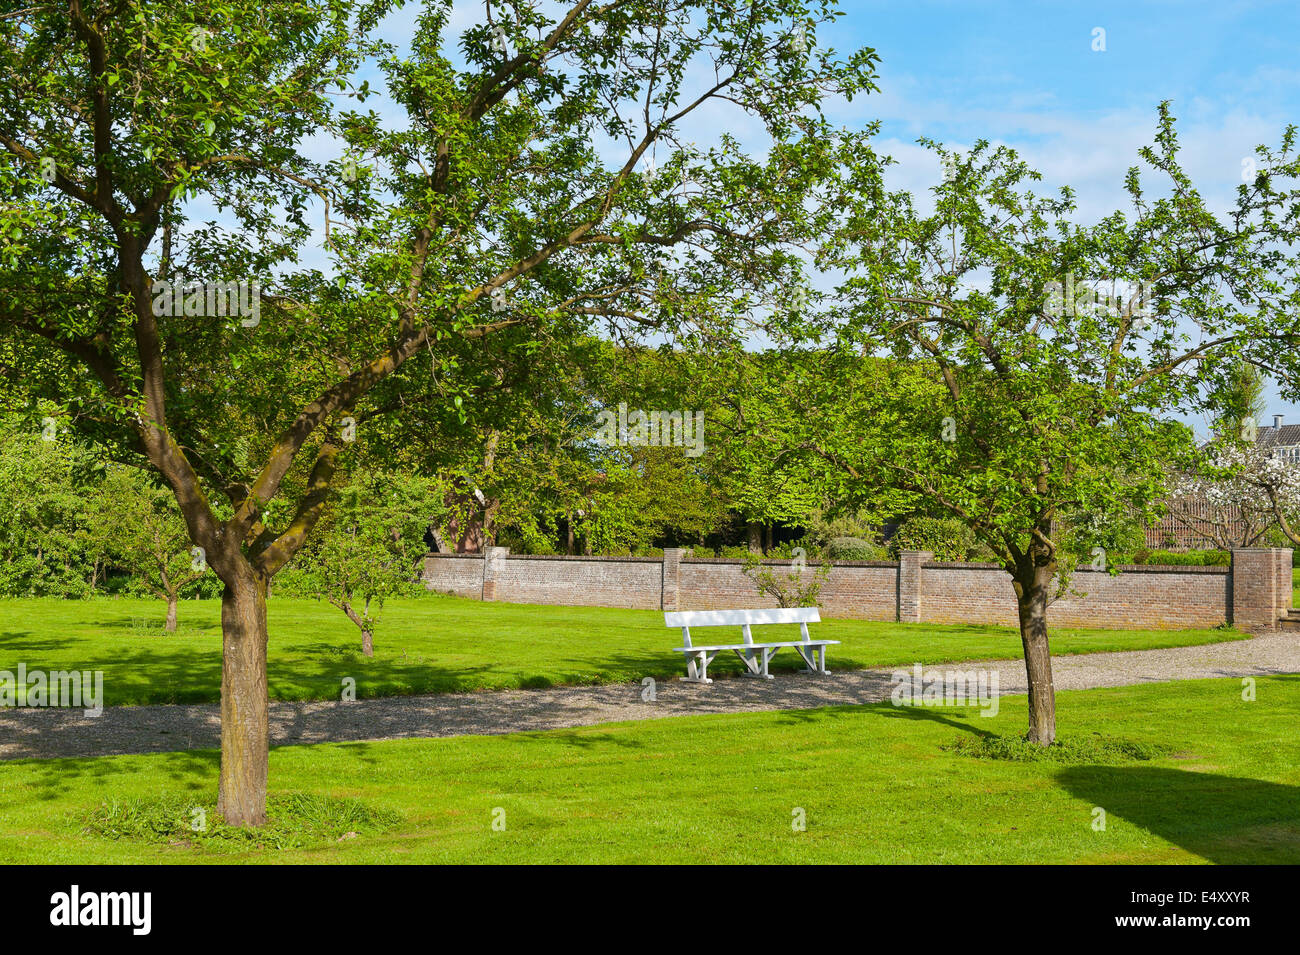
[664,608,839,684]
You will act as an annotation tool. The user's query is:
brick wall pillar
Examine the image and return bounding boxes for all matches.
[1231,547,1290,630]
[1277,548,1294,613]
[662,547,687,611]
[897,550,931,623]
[481,547,509,602]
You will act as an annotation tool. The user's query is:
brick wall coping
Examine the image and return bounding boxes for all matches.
[680,557,897,567]
[1096,563,1230,574]
[921,560,1230,574]
[425,552,663,563]
[427,551,1232,573]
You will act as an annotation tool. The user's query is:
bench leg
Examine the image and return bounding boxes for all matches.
[793,644,831,675]
[680,651,714,684]
[736,647,774,679]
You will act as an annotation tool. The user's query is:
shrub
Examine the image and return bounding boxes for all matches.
[1144,549,1229,566]
[1264,526,1296,549]
[801,508,879,549]
[1110,548,1230,566]
[888,517,976,562]
[495,524,557,555]
[717,545,752,559]
[827,536,887,561]
[1057,514,1148,566]
[740,553,831,607]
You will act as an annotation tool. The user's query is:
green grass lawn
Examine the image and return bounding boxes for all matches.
[0,676,1294,863]
[0,595,1248,705]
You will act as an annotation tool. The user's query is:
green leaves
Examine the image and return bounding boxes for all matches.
[1,1,877,599]
[278,469,446,637]
[759,115,1300,573]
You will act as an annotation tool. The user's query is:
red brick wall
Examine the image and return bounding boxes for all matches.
[676,559,899,618]
[422,549,1287,630]
[447,553,664,610]
[819,564,902,620]
[421,555,484,599]
[918,562,1231,629]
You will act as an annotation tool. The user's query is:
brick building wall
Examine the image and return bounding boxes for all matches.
[422,547,1291,631]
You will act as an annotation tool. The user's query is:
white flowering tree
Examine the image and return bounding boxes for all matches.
[1167,441,1280,549]
[1169,438,1300,549]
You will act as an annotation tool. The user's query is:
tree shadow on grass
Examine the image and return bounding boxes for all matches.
[1058,765,1300,864]
[863,700,1003,738]
[763,694,1002,739]
[2,749,220,803]
[0,633,68,654]
[496,729,647,751]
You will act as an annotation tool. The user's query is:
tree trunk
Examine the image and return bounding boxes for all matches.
[340,600,374,657]
[429,524,449,554]
[1012,558,1057,745]
[747,521,762,554]
[165,595,178,632]
[217,570,270,826]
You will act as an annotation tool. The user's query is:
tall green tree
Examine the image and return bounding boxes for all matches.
[705,350,845,551]
[1,0,876,824]
[764,112,1300,744]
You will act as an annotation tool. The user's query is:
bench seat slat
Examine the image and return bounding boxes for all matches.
[675,639,840,652]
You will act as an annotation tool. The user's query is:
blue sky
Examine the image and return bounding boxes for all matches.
[828,0,1300,431]
[842,0,1300,133]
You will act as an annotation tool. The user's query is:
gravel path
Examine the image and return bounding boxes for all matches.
[2,633,1295,761]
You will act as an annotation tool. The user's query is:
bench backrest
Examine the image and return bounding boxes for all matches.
[665,605,816,649]
[664,608,821,628]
